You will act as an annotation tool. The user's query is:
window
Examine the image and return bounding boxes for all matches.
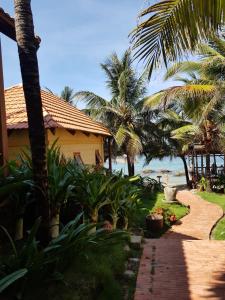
[74,152,84,165]
[95,150,103,166]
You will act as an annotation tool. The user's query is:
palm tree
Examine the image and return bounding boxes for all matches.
[44,86,77,106]
[60,86,77,105]
[14,0,50,244]
[145,41,225,181]
[131,0,225,77]
[75,51,150,176]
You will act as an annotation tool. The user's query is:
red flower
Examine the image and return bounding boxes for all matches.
[169,214,177,223]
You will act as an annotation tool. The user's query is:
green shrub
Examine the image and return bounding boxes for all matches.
[0,214,128,299]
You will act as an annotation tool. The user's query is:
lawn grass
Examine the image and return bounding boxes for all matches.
[132,191,189,236]
[197,192,225,240]
[197,192,225,210]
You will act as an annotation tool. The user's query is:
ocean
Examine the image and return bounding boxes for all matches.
[105,156,186,186]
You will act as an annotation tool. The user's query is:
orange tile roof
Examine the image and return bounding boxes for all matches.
[5,85,111,136]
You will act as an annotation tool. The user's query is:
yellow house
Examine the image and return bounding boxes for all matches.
[5,84,111,166]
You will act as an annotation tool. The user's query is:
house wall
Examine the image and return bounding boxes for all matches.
[47,128,104,165]
[8,129,30,161]
[8,128,105,166]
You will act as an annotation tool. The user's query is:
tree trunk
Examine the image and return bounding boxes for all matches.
[127,154,135,176]
[50,212,60,239]
[111,213,119,230]
[14,0,50,245]
[89,208,98,232]
[180,155,191,188]
[124,216,128,230]
[15,217,24,240]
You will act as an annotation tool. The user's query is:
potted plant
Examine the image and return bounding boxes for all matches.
[145,208,164,232]
[198,176,207,191]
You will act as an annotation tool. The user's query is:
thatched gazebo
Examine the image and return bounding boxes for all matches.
[187,143,225,185]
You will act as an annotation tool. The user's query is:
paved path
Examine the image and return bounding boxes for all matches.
[135,190,225,300]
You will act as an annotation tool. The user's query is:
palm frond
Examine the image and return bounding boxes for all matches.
[115,125,142,156]
[131,0,225,77]
[164,61,202,80]
[74,91,107,108]
[171,124,200,141]
[144,91,166,108]
[145,84,216,108]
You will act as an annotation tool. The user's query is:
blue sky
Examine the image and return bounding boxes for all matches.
[1,0,177,107]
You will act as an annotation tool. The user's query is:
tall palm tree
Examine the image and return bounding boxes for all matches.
[44,86,77,106]
[131,0,225,77]
[75,51,150,176]
[60,86,77,105]
[14,0,50,244]
[145,41,225,179]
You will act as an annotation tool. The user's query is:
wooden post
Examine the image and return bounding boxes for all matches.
[108,137,112,173]
[224,154,225,173]
[195,153,198,179]
[191,152,195,183]
[201,154,204,176]
[0,39,8,170]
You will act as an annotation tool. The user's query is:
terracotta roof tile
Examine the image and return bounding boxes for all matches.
[5,85,111,136]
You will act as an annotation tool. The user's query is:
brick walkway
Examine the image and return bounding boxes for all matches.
[135,190,225,300]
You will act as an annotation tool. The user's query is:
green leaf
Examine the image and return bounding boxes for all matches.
[0,269,28,293]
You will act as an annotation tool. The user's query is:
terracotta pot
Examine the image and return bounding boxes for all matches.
[145,213,163,232]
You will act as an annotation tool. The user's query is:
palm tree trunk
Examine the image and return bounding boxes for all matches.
[111,213,119,230]
[14,0,50,245]
[127,154,135,176]
[15,217,24,240]
[124,216,129,230]
[180,155,191,188]
[50,213,60,239]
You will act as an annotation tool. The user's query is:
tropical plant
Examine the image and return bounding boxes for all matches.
[46,144,76,238]
[198,176,208,191]
[131,0,225,77]
[143,177,164,193]
[60,86,77,105]
[14,0,50,245]
[144,38,225,181]
[0,214,127,299]
[0,144,78,239]
[75,51,152,176]
[107,174,140,229]
[44,86,77,106]
[73,169,112,224]
[0,160,33,240]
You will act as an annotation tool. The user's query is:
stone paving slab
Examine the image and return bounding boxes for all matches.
[134,190,225,300]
